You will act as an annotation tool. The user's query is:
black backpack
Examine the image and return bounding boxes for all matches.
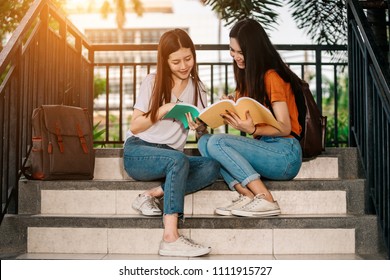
[292,81,327,159]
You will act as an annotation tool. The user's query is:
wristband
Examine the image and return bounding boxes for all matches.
[248,126,256,135]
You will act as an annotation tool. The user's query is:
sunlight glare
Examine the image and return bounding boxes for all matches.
[65,0,105,11]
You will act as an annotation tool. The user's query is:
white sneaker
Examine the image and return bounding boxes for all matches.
[231,194,281,217]
[132,194,162,216]
[159,236,211,257]
[215,195,252,216]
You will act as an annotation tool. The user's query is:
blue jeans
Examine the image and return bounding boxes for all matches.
[198,134,302,190]
[123,136,220,216]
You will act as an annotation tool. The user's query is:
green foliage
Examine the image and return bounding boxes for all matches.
[321,74,349,146]
[202,0,282,30]
[0,0,33,49]
[288,0,347,45]
[325,111,349,147]
[93,121,106,148]
[202,0,347,45]
[94,76,106,99]
[93,114,125,148]
[0,0,64,50]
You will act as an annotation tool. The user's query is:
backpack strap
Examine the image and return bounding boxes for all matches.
[55,122,64,153]
[20,145,33,180]
[76,123,89,154]
[290,131,302,141]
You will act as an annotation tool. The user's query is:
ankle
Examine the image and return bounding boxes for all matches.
[255,193,274,203]
[147,186,164,198]
[163,233,180,243]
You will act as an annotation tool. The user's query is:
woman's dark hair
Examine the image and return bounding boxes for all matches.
[229,18,302,106]
[146,29,204,123]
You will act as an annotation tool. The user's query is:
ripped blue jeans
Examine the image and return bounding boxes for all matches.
[198,134,302,190]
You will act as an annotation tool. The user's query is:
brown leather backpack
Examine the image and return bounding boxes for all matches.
[292,81,327,159]
[29,105,95,180]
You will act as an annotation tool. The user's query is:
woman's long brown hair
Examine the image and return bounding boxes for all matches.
[145,29,205,123]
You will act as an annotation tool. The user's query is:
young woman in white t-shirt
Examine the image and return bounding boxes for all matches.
[123,29,220,257]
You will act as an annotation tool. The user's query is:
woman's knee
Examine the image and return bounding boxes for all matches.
[207,133,231,147]
[168,152,190,170]
[206,134,232,157]
[205,157,221,174]
[197,134,211,156]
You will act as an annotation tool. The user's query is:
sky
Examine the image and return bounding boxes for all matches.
[270,6,311,44]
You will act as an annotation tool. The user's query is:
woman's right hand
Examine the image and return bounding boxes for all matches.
[159,102,176,119]
[130,103,176,135]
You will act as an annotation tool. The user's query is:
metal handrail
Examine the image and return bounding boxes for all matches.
[347,0,390,259]
[0,0,94,223]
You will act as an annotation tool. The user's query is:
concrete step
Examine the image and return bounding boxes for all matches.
[0,213,382,256]
[3,147,381,259]
[94,156,340,180]
[8,252,375,260]
[93,147,364,180]
[0,212,380,255]
[18,178,366,216]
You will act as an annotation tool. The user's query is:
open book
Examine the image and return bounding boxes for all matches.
[163,97,281,130]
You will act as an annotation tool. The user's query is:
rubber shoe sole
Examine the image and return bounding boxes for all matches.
[215,208,233,216]
[231,208,281,217]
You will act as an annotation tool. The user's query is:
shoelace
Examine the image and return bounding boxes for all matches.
[244,194,267,209]
[232,195,245,203]
[145,196,160,211]
[229,194,247,205]
[254,193,267,200]
[180,236,204,248]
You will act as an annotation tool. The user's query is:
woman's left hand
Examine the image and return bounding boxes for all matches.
[186,112,208,136]
[221,110,256,134]
[185,112,204,130]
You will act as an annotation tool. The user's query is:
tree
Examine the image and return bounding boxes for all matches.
[0,0,64,51]
[100,0,143,44]
[202,0,347,45]
[201,0,283,31]
[1,0,34,50]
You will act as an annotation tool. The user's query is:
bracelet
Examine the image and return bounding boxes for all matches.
[248,126,256,135]
[196,129,208,138]
[195,125,207,134]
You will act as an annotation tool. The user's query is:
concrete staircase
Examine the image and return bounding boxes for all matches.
[0,147,387,259]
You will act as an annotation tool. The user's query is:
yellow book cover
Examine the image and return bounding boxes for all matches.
[163,97,281,130]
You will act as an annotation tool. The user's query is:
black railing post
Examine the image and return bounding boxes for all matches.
[315,47,323,114]
[37,3,49,105]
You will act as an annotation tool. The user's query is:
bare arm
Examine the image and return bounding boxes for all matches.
[253,101,291,137]
[221,101,291,137]
[130,103,176,134]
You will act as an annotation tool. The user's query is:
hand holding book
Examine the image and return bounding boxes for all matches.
[163,97,282,130]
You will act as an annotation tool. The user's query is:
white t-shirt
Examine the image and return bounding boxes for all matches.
[126,73,207,151]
